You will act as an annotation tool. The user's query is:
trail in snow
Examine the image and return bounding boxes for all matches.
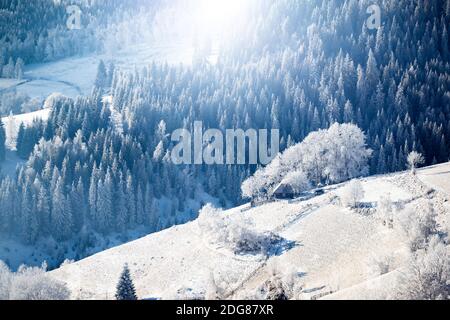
[48,163,449,300]
[27,76,83,96]
[0,79,31,94]
[225,196,334,299]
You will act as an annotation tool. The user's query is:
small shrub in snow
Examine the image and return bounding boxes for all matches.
[260,277,289,300]
[397,201,438,252]
[367,253,395,277]
[205,272,226,300]
[395,236,449,300]
[256,264,292,300]
[197,204,229,244]
[341,180,365,208]
[446,218,450,244]
[0,261,12,300]
[174,287,204,300]
[377,194,394,227]
[0,262,71,300]
[197,204,287,256]
[407,151,425,175]
[234,231,286,256]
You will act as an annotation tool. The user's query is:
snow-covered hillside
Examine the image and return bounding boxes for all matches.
[1,109,51,150]
[49,163,450,300]
[0,42,196,102]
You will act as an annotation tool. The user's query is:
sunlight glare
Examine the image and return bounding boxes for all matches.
[195,0,250,33]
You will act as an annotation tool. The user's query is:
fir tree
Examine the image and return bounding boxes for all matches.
[0,120,6,162]
[115,264,138,300]
[94,60,107,90]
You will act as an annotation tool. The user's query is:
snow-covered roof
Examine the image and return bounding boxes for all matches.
[272,182,295,195]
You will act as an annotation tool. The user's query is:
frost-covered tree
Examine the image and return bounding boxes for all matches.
[152,141,165,162]
[94,60,107,89]
[242,123,371,200]
[1,0,450,259]
[0,261,12,300]
[322,124,372,183]
[0,120,6,162]
[14,58,24,80]
[258,263,293,300]
[398,201,438,252]
[281,170,311,194]
[96,172,114,233]
[52,177,73,241]
[0,262,70,300]
[2,57,15,78]
[377,194,394,227]
[115,176,128,233]
[115,264,137,300]
[395,236,449,300]
[205,272,225,300]
[341,180,365,209]
[407,151,425,174]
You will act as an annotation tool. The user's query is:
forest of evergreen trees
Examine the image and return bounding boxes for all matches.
[0,0,449,260]
[0,0,163,75]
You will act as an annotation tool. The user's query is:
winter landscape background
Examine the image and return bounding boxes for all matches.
[0,0,449,300]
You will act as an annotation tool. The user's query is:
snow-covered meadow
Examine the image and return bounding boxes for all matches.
[1,109,51,150]
[5,41,196,102]
[49,163,450,300]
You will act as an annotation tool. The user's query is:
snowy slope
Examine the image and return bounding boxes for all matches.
[14,42,195,101]
[49,163,450,300]
[417,163,450,197]
[0,149,25,177]
[0,78,27,91]
[1,108,51,149]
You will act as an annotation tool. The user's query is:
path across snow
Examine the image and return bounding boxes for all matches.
[48,164,450,300]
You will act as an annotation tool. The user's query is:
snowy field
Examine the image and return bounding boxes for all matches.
[0,79,26,91]
[1,108,51,150]
[15,80,80,101]
[417,163,450,196]
[50,164,450,300]
[19,42,194,100]
[0,150,25,177]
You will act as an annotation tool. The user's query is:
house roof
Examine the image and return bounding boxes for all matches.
[272,182,295,195]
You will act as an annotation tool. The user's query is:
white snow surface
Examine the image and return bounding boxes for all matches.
[49,163,450,300]
[17,42,195,101]
[1,108,51,149]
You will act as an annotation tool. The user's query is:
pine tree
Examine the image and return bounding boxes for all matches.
[37,185,51,235]
[20,186,38,244]
[136,185,145,225]
[366,49,380,89]
[95,175,113,234]
[343,100,354,123]
[52,177,73,241]
[94,60,107,89]
[115,264,138,300]
[16,123,25,158]
[0,119,6,162]
[14,58,24,80]
[125,175,136,228]
[115,175,128,233]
